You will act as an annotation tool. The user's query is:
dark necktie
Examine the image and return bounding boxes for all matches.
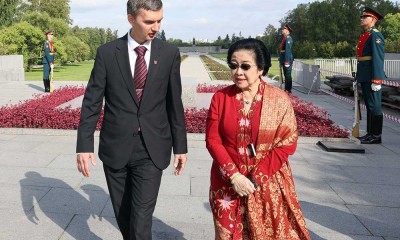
[134,46,147,103]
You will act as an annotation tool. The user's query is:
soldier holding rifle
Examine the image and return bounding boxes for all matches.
[42,30,55,93]
[356,6,385,144]
[279,24,294,93]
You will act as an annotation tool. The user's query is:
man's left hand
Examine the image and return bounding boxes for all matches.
[173,154,187,176]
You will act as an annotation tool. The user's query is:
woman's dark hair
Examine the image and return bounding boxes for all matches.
[227,38,272,76]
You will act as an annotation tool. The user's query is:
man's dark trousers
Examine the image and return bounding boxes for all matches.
[103,133,162,240]
[361,82,383,138]
[283,64,293,92]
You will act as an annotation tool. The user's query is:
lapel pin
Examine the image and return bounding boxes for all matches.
[154,60,158,65]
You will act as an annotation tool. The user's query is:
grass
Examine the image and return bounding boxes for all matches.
[26,56,190,81]
[25,61,94,81]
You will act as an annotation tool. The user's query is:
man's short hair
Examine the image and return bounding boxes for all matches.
[127,0,163,17]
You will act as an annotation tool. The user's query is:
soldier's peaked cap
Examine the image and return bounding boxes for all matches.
[284,24,293,33]
[361,6,384,20]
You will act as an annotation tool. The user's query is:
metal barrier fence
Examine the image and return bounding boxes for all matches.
[293,60,320,93]
[315,59,400,87]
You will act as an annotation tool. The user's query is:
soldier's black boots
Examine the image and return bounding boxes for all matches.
[43,79,50,92]
[360,114,383,144]
[357,112,371,141]
[360,134,381,144]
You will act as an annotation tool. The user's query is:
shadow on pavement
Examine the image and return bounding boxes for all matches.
[27,83,44,92]
[19,172,184,240]
[20,172,106,239]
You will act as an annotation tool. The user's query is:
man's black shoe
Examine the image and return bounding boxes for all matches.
[360,135,381,144]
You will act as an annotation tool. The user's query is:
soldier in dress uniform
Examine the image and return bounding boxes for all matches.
[279,24,294,93]
[356,6,385,144]
[42,30,55,92]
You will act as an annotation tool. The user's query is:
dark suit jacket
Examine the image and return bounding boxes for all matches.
[77,35,188,170]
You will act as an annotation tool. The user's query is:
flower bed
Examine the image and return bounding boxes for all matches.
[0,86,86,129]
[0,85,349,137]
[197,83,231,93]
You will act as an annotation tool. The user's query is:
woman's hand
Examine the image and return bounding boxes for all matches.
[231,174,256,197]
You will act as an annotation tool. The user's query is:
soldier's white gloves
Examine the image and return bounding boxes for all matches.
[371,84,381,91]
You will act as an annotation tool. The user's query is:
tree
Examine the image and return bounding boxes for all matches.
[382,13,400,41]
[21,0,72,24]
[294,41,317,59]
[222,34,230,48]
[281,3,310,43]
[213,36,223,46]
[105,28,117,43]
[61,35,90,62]
[279,0,400,57]
[0,21,43,69]
[260,24,279,55]
[0,0,22,28]
[156,30,166,41]
[18,11,70,36]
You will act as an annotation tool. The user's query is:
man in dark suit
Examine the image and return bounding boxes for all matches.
[76,0,188,239]
[356,6,385,144]
[279,24,294,93]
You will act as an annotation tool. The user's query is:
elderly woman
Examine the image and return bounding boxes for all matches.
[206,38,310,240]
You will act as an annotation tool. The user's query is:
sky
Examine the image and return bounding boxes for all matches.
[69,0,396,42]
[69,0,309,42]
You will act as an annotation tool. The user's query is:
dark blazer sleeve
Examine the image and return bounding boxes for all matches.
[166,48,188,154]
[76,47,107,153]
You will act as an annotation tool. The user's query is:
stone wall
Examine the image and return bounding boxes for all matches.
[0,55,25,81]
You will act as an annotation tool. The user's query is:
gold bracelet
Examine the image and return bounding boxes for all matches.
[230,172,242,184]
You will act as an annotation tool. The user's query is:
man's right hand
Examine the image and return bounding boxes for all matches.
[50,64,54,69]
[77,153,96,177]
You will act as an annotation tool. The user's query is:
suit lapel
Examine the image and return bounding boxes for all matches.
[115,34,140,107]
[141,38,161,105]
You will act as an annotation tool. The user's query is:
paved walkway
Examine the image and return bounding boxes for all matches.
[0,54,399,239]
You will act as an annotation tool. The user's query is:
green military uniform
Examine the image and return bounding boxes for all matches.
[279,24,294,93]
[356,7,385,144]
[42,36,55,92]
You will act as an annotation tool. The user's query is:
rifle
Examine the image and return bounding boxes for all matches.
[277,50,284,90]
[350,57,361,137]
[50,67,54,93]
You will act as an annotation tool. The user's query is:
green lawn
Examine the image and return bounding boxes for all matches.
[25,61,94,81]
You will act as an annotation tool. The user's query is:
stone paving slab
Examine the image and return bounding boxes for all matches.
[302,202,371,236]
[0,208,73,240]
[347,205,400,238]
